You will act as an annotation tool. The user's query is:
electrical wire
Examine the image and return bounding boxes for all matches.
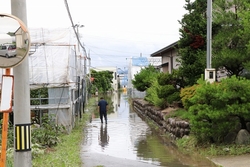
[64,0,89,59]
[84,48,131,66]
[85,44,140,54]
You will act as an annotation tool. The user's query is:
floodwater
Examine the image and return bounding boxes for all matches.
[81,92,217,167]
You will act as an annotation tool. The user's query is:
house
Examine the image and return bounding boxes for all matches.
[150,41,224,82]
[150,41,179,74]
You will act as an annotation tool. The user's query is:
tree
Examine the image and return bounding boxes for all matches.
[177,0,208,86]
[90,70,113,93]
[132,65,159,92]
[238,1,250,75]
[212,0,249,77]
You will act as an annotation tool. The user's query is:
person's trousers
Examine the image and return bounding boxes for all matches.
[100,111,107,123]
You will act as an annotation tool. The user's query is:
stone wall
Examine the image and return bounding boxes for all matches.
[133,98,190,139]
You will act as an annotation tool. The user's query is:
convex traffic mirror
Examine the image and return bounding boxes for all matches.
[0,14,30,68]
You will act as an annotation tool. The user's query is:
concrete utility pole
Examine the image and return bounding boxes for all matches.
[205,0,215,83]
[11,0,32,166]
[207,0,212,69]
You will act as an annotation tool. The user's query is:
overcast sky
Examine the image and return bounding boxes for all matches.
[0,0,188,69]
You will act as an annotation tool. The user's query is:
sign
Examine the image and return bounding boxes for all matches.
[0,75,14,113]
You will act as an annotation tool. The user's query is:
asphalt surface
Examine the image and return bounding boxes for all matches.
[81,152,159,167]
[81,153,250,167]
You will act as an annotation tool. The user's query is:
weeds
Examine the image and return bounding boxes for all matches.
[176,135,250,157]
[32,113,90,166]
[31,114,66,147]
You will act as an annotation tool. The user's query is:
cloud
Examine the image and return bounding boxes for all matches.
[1,0,187,68]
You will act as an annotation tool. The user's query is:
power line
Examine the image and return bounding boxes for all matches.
[64,0,89,59]
[82,32,178,45]
[85,44,142,54]
[84,44,153,57]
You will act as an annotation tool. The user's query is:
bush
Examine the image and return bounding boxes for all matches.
[145,80,166,108]
[187,76,250,144]
[31,114,66,147]
[166,91,181,104]
[180,85,198,110]
[164,108,192,120]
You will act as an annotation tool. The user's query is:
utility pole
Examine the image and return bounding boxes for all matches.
[76,26,81,119]
[88,51,90,77]
[74,24,84,115]
[85,50,90,104]
[207,0,212,69]
[11,0,32,166]
[205,0,215,83]
[75,24,84,57]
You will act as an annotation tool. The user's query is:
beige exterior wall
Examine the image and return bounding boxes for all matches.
[161,49,178,73]
[162,55,170,73]
[151,41,178,74]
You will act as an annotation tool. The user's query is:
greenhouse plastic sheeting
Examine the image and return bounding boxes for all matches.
[29,28,84,88]
[0,28,85,88]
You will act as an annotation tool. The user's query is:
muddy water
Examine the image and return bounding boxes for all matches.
[81,92,217,167]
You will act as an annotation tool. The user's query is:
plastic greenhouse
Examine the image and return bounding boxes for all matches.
[0,28,88,132]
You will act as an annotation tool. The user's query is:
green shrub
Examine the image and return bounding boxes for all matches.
[157,72,182,106]
[166,91,181,104]
[180,85,198,110]
[188,76,250,144]
[157,85,176,98]
[155,83,180,107]
[31,114,66,147]
[145,80,166,108]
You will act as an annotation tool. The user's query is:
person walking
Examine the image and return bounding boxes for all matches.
[98,97,108,124]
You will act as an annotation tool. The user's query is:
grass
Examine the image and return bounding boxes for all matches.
[31,97,100,167]
[32,115,89,167]
[176,135,250,157]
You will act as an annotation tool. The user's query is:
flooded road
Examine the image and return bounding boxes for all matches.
[81,92,216,167]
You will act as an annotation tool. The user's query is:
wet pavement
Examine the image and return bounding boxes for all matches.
[209,154,250,167]
[80,93,217,167]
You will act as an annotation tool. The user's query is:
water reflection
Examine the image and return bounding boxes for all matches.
[82,92,216,167]
[99,124,109,150]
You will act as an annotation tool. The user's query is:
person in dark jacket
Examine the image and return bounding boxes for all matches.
[98,97,108,124]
